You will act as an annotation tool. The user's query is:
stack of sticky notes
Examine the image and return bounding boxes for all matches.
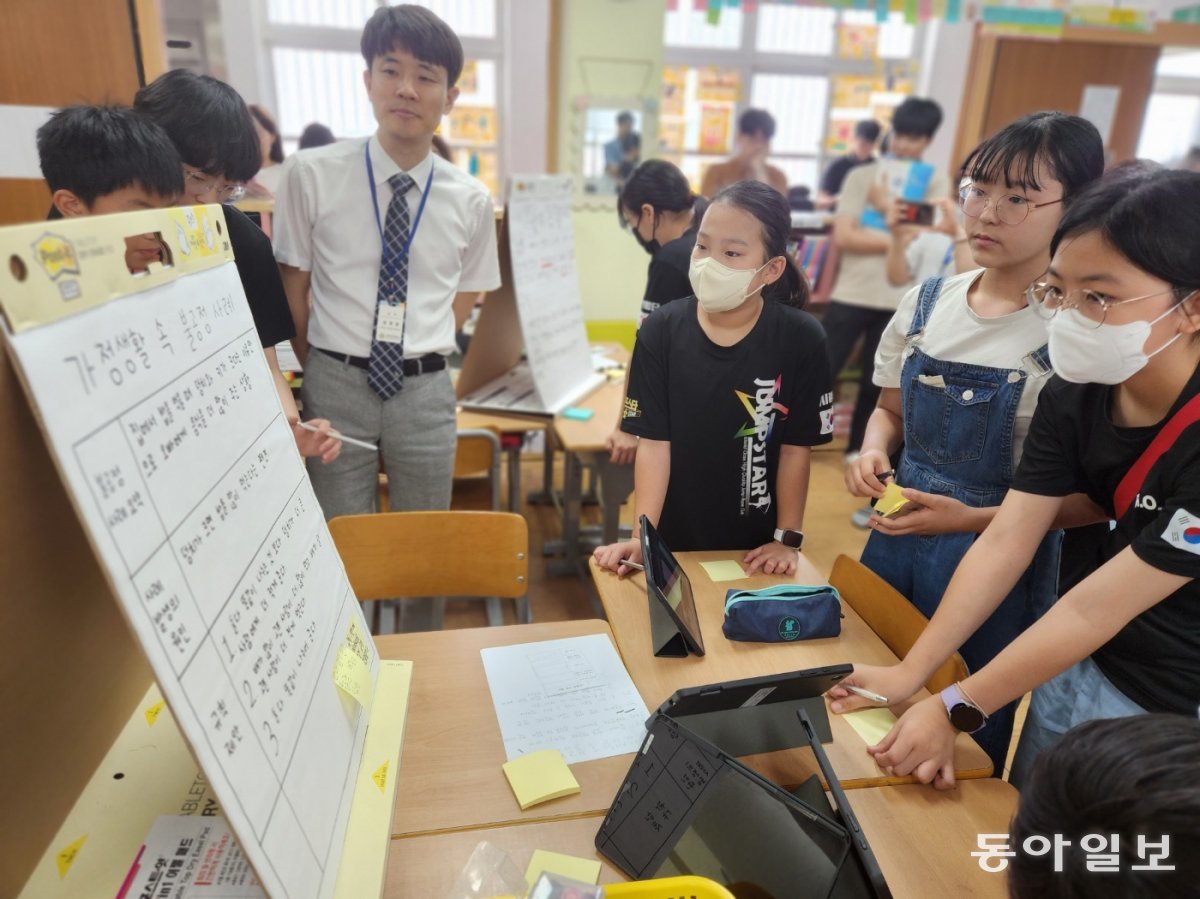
[875,481,912,518]
[501,749,581,810]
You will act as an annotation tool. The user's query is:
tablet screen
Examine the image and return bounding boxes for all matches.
[642,518,703,653]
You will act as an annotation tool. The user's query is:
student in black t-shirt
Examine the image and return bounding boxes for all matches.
[134,70,339,465]
[605,160,704,465]
[594,180,833,577]
[828,165,1200,789]
[815,119,881,211]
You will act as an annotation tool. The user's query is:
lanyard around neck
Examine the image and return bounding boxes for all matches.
[365,141,434,288]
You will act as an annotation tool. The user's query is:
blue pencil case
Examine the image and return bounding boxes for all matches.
[722,584,843,643]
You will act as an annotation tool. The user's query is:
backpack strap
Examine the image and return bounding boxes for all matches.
[1113,392,1200,519]
[905,275,945,339]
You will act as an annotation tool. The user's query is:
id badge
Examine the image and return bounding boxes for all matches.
[375,301,406,344]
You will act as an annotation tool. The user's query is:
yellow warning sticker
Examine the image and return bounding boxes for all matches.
[372,760,389,793]
[56,834,87,879]
[144,700,167,727]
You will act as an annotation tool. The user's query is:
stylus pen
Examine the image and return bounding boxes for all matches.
[845,685,890,705]
[617,559,645,571]
[295,421,379,452]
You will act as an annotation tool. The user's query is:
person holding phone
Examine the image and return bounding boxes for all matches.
[842,112,1106,772]
[593,180,833,578]
[830,163,1200,789]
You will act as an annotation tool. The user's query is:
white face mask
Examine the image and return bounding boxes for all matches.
[1048,304,1183,385]
[689,256,769,313]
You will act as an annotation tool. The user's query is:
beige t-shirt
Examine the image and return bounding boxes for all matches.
[830,161,949,311]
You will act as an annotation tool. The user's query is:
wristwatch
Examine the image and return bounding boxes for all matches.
[773,528,804,549]
[940,683,987,734]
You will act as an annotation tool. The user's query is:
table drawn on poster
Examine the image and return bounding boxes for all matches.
[505,176,597,410]
[1,225,376,899]
[480,634,649,764]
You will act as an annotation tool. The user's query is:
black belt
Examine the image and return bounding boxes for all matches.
[314,347,445,376]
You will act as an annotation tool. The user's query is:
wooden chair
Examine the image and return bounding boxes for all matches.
[828,554,969,694]
[329,510,531,631]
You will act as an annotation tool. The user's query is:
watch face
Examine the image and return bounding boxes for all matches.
[949,703,985,734]
[779,529,803,548]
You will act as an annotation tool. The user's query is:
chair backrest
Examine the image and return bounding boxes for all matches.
[828,554,969,694]
[453,428,501,510]
[328,511,528,601]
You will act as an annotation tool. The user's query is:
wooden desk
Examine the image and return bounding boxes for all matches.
[590,552,993,789]
[382,780,1018,898]
[551,373,635,568]
[456,407,549,511]
[375,619,635,837]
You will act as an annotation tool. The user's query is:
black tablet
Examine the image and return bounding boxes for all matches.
[640,516,704,657]
[596,713,853,895]
[656,665,852,750]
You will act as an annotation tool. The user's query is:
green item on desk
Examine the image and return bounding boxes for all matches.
[562,406,594,421]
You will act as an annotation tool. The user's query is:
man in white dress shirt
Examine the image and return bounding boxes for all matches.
[274,4,500,628]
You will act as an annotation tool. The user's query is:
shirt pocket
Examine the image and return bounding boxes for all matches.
[907,374,999,467]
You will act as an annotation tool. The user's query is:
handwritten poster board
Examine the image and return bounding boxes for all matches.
[0,207,377,899]
[504,176,603,412]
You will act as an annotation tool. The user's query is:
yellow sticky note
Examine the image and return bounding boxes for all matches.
[56,834,87,879]
[700,560,748,582]
[333,644,373,710]
[501,749,580,811]
[876,482,911,517]
[524,849,601,891]
[144,700,166,727]
[372,760,389,793]
[842,708,898,747]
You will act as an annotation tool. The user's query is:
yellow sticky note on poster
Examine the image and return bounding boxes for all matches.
[700,560,748,582]
[502,749,580,810]
[333,644,373,710]
[525,849,602,892]
[843,708,898,747]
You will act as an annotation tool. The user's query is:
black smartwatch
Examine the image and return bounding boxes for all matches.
[940,683,987,734]
[773,528,804,549]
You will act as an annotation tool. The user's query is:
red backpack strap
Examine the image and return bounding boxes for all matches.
[1113,392,1200,519]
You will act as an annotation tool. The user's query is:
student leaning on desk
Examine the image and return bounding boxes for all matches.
[829,165,1200,791]
[594,180,833,578]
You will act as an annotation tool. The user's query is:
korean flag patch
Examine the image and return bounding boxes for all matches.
[819,407,834,435]
[1161,508,1200,556]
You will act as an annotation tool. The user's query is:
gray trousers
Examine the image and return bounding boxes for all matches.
[302,348,456,630]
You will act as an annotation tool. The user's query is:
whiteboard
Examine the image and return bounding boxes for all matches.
[0,209,375,899]
[505,176,599,411]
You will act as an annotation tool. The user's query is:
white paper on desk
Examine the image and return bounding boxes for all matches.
[481,634,649,764]
[122,815,265,898]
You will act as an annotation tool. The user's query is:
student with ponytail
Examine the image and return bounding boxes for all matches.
[595,180,834,577]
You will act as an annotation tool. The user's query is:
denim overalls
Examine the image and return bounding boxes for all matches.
[860,276,1062,773]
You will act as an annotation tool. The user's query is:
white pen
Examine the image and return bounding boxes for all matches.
[845,685,889,705]
[295,421,378,452]
[617,559,645,571]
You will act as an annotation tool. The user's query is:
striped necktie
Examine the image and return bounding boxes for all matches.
[367,172,415,399]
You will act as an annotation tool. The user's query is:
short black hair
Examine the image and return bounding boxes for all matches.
[1009,715,1200,899]
[360,4,464,87]
[36,104,183,206]
[617,111,634,126]
[738,108,776,141]
[619,159,696,218]
[854,119,881,143]
[298,122,336,150]
[248,104,284,164]
[710,180,809,308]
[890,97,943,139]
[1051,162,1200,299]
[962,111,1103,202]
[133,69,261,182]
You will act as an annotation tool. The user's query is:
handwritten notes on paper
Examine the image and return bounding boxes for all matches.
[480,634,649,764]
[332,620,374,710]
[506,177,597,412]
[1,215,376,899]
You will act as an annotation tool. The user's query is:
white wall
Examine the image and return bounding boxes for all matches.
[919,18,974,177]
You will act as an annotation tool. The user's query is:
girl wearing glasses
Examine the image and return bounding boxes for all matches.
[843,112,1105,772]
[831,164,1200,788]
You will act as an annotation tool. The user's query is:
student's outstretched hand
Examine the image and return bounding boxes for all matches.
[844,449,893,498]
[868,488,983,536]
[867,695,959,790]
[826,663,923,714]
[291,418,341,464]
[593,539,643,577]
[605,427,639,465]
[744,541,798,576]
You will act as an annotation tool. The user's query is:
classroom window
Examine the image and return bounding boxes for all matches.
[754,5,836,57]
[664,6,743,49]
[267,0,495,36]
[1137,94,1200,163]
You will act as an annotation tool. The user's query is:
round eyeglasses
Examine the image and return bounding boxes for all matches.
[184,170,246,203]
[958,184,1062,226]
[1025,282,1183,330]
